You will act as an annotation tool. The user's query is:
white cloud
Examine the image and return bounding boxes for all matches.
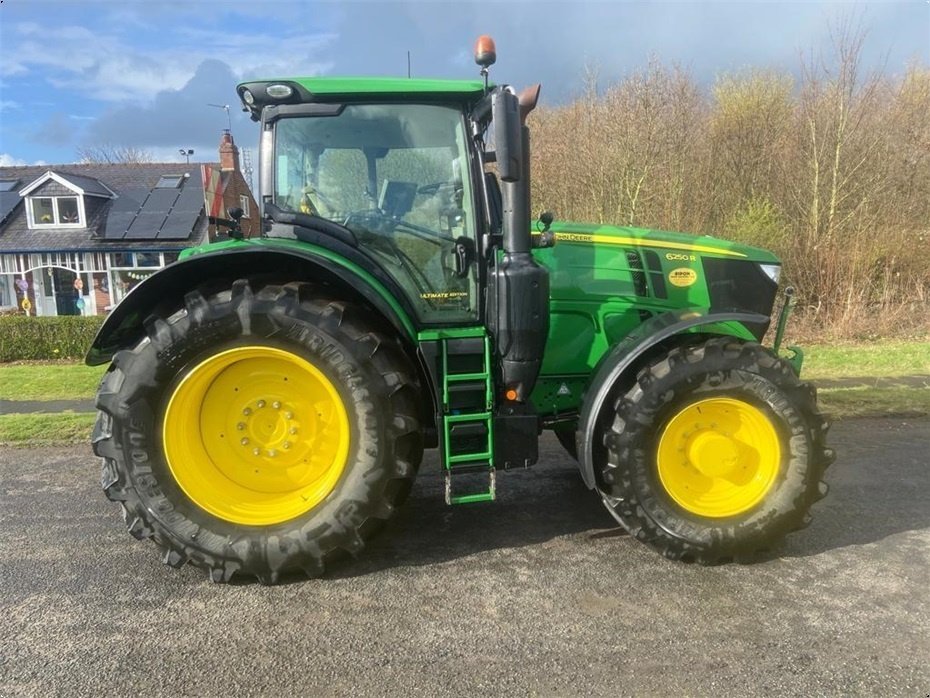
[2,16,336,104]
[0,153,47,167]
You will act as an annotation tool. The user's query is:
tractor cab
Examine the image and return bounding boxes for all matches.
[260,100,481,324]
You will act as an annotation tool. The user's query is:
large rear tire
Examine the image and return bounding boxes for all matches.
[92,280,423,584]
[600,337,834,563]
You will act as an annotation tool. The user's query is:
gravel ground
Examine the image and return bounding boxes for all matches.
[1,418,928,697]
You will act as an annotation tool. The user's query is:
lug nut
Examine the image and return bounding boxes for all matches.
[242,407,252,416]
[267,449,277,458]
[273,401,281,409]
[289,427,298,435]
[283,442,291,450]
[252,447,261,456]
[240,437,249,446]
[237,422,246,431]
[285,411,293,419]
[257,400,266,409]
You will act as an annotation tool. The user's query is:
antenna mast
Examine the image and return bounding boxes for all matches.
[207,103,232,133]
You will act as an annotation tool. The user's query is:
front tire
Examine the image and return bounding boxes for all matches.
[92,280,423,583]
[600,337,834,563]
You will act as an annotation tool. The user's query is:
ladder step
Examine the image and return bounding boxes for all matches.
[446,372,489,382]
[445,411,491,423]
[448,452,492,464]
[449,492,495,505]
[444,470,496,505]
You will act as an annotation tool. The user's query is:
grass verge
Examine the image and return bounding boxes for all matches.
[0,362,107,401]
[0,339,926,447]
[801,340,930,380]
[817,387,930,420]
[0,412,97,446]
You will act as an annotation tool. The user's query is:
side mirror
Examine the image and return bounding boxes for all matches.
[492,90,522,183]
[227,207,244,222]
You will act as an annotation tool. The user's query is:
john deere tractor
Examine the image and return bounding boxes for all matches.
[88,37,833,583]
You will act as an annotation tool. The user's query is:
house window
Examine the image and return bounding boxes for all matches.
[108,251,172,303]
[28,195,83,227]
[239,195,250,218]
[156,175,184,189]
[0,179,20,192]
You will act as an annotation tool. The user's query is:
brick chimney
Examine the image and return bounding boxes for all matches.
[219,129,240,172]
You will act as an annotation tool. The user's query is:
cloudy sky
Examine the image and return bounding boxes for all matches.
[0,0,927,167]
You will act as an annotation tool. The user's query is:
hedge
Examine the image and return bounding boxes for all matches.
[0,315,106,361]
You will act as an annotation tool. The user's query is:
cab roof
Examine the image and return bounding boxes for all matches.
[236,76,491,120]
[285,76,488,98]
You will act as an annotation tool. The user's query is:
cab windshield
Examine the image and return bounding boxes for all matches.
[273,103,478,323]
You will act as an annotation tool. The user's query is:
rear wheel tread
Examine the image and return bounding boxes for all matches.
[93,278,423,583]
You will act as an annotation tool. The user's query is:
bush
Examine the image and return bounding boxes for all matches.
[0,315,106,362]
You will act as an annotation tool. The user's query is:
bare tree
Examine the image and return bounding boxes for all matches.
[76,144,153,164]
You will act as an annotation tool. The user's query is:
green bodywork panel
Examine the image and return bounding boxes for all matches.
[179,237,417,339]
[528,221,776,417]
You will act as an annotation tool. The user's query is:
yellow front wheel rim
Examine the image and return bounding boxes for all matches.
[162,346,350,526]
[656,397,781,518]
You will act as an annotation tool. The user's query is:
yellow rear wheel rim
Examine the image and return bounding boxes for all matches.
[656,397,781,518]
[162,346,350,526]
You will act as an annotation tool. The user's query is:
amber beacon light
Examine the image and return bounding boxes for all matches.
[474,35,497,68]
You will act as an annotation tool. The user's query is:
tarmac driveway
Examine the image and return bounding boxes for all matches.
[1,418,928,696]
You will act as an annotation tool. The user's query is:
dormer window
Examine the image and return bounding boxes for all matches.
[28,195,84,228]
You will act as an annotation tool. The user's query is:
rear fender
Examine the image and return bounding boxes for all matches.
[576,308,768,490]
[85,246,417,365]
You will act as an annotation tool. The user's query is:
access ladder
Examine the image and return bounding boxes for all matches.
[438,333,496,504]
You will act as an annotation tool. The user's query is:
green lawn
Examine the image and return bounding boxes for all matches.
[817,386,930,419]
[0,412,97,446]
[0,362,107,401]
[801,340,930,380]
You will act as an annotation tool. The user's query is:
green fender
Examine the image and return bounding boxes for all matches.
[575,308,769,490]
[85,243,418,366]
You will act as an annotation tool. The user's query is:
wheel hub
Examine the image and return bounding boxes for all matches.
[162,346,350,525]
[656,397,781,518]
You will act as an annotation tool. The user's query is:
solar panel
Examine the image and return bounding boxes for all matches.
[0,191,21,224]
[172,184,204,214]
[143,188,180,213]
[103,211,138,239]
[111,188,149,211]
[125,211,168,239]
[157,211,200,240]
[101,190,148,238]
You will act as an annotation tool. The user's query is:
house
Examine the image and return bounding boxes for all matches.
[0,131,257,316]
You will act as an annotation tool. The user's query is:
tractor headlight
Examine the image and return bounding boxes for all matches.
[266,84,294,99]
[241,89,255,106]
[758,263,781,284]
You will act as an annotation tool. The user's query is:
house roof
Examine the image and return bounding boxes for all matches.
[0,162,216,252]
[18,170,116,198]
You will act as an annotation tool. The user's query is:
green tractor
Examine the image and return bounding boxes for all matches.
[88,37,834,583]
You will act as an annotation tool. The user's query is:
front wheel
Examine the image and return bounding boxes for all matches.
[600,338,834,563]
[92,280,423,583]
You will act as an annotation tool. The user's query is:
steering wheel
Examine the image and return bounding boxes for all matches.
[343,209,394,232]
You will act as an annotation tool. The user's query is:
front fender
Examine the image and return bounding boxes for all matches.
[86,244,418,365]
[575,308,768,490]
